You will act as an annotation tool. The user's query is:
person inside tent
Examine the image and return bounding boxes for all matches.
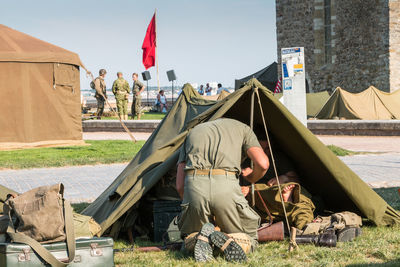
[240,124,315,231]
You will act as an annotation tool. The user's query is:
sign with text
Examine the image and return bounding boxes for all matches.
[281,47,307,125]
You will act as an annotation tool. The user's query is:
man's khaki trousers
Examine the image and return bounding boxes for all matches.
[177,172,260,240]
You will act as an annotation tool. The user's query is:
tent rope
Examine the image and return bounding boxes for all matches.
[86,71,136,142]
[253,87,294,243]
[250,89,256,207]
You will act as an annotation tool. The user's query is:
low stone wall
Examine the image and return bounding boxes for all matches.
[83,120,400,136]
[308,120,400,136]
[82,120,161,133]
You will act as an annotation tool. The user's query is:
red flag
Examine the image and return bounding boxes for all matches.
[142,13,156,69]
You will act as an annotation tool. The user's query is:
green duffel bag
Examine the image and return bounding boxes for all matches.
[0,237,114,267]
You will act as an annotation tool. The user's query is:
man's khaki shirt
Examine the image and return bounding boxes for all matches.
[178,118,261,173]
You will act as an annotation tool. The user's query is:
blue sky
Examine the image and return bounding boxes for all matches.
[1,0,277,88]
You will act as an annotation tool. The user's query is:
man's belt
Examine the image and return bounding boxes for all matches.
[185,169,236,176]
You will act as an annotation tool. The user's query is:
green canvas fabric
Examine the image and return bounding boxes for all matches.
[272,91,330,118]
[83,78,399,236]
[316,86,400,119]
[306,91,330,118]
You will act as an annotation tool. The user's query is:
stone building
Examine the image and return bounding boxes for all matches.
[276,0,400,93]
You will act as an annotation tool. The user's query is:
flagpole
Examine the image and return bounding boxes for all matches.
[155,9,160,93]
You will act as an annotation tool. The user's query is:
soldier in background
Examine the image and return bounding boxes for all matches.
[94,69,107,119]
[112,72,130,120]
[131,73,145,120]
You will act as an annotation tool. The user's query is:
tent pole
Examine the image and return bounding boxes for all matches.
[254,88,294,245]
[250,88,255,207]
[155,9,160,93]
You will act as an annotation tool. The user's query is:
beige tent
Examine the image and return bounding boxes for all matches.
[0,24,87,150]
[316,86,400,120]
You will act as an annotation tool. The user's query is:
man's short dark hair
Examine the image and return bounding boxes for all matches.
[218,83,222,88]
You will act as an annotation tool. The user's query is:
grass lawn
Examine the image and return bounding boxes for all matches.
[0,140,145,169]
[0,142,368,170]
[102,112,166,120]
[326,145,360,156]
[112,225,400,266]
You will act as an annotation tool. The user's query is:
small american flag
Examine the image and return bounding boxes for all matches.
[274,77,282,93]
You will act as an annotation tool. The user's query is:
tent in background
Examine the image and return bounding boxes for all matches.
[0,24,87,150]
[235,62,278,90]
[316,86,400,119]
[306,91,330,117]
[83,78,399,238]
[273,91,330,118]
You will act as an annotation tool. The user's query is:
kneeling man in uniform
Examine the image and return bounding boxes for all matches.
[176,118,269,262]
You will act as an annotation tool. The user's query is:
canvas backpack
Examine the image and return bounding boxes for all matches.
[3,183,76,267]
[301,211,362,235]
[90,79,96,90]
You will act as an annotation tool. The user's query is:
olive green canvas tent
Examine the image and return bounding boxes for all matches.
[316,86,400,119]
[83,78,399,237]
[235,62,278,90]
[273,91,330,118]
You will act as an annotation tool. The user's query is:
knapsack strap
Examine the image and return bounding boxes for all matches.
[256,189,273,226]
[7,199,75,267]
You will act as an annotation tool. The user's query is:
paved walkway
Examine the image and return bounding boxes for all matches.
[0,164,127,203]
[318,136,400,153]
[83,132,151,141]
[0,153,399,203]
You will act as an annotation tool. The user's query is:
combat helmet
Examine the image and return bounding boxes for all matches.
[99,69,107,75]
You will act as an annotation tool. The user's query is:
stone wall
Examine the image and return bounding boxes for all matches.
[276,0,393,93]
[276,0,315,91]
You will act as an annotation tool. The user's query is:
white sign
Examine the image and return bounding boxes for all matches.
[281,47,307,125]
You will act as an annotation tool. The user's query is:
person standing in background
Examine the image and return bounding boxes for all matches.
[131,73,145,120]
[112,72,130,120]
[217,83,230,94]
[198,85,204,95]
[94,69,107,119]
[205,83,212,96]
